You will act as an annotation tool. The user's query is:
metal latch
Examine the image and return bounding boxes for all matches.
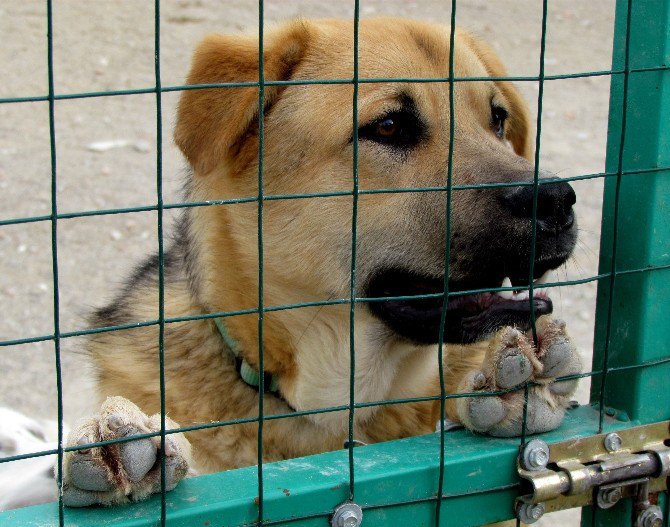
[515,420,670,525]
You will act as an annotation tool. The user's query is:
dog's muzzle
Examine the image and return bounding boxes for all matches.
[365,179,577,344]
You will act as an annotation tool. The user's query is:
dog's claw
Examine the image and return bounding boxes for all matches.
[60,396,190,507]
[106,414,126,433]
[456,316,580,437]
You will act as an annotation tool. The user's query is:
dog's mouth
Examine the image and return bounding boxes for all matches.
[366,262,564,344]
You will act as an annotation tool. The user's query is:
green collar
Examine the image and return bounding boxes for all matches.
[214,317,280,393]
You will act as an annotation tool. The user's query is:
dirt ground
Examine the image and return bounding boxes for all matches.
[0,1,616,524]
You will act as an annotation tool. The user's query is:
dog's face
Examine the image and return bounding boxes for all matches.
[176,18,577,347]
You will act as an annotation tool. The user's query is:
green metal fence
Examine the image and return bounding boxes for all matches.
[1,0,669,526]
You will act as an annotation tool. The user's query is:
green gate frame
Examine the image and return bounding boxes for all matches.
[1,0,669,526]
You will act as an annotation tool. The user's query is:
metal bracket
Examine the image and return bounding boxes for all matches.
[515,420,670,523]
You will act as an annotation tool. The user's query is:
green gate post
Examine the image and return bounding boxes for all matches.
[586,0,670,525]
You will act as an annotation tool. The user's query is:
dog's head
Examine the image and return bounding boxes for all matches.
[175,18,577,347]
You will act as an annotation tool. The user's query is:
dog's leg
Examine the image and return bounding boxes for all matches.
[60,396,192,507]
[445,316,580,437]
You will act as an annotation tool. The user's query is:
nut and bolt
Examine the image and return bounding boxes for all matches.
[517,502,546,524]
[528,448,549,468]
[636,505,663,527]
[604,432,623,453]
[331,502,363,527]
[596,487,622,509]
[521,439,550,471]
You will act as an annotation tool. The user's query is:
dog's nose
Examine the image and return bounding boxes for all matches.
[502,179,576,233]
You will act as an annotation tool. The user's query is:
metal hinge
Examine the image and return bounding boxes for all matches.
[515,420,670,525]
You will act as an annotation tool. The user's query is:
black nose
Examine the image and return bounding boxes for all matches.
[502,179,576,233]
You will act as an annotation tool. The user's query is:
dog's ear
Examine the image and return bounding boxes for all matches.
[460,32,533,160]
[175,21,310,175]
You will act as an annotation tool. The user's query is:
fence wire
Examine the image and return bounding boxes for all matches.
[1,0,669,526]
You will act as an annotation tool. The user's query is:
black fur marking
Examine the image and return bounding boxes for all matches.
[91,246,185,329]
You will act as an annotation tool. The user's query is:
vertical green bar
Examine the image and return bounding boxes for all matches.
[153,0,168,525]
[347,0,361,503]
[435,1,457,523]
[45,1,65,525]
[587,1,670,525]
[257,1,266,524]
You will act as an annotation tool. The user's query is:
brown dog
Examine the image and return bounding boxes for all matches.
[60,18,580,506]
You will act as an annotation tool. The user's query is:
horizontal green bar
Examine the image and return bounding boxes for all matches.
[2,165,667,228]
[2,261,669,349]
[1,65,669,105]
[3,352,668,467]
[0,406,633,527]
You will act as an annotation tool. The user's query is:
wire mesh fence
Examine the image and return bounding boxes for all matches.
[0,0,669,526]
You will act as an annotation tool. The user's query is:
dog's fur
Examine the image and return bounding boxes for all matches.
[0,409,65,510]
[61,18,579,506]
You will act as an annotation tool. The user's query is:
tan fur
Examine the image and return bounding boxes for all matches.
[88,18,538,473]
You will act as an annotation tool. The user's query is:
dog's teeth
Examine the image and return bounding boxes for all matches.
[497,290,514,300]
[514,290,530,301]
[534,270,554,285]
[496,277,513,299]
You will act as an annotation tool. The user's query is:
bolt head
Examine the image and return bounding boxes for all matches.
[332,503,363,527]
[517,502,545,524]
[605,488,622,503]
[529,505,544,520]
[340,511,359,527]
[637,506,663,527]
[522,439,550,470]
[529,448,549,467]
[597,487,623,509]
[604,432,623,452]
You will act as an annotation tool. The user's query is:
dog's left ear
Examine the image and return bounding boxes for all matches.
[175,20,311,175]
[460,32,533,160]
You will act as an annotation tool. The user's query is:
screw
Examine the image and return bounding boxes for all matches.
[597,487,622,509]
[529,448,549,467]
[522,439,550,471]
[603,488,622,504]
[331,502,363,527]
[637,506,663,527]
[517,502,545,524]
[604,432,623,452]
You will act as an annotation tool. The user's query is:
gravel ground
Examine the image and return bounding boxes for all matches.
[0,1,616,524]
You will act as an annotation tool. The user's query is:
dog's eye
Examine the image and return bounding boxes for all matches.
[376,117,398,138]
[358,110,425,149]
[491,105,508,139]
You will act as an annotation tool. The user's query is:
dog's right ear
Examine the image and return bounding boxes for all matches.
[175,21,310,175]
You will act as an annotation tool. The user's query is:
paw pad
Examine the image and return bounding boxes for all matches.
[61,397,189,507]
[456,316,581,437]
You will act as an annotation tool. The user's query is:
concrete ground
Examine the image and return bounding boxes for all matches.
[0,1,616,525]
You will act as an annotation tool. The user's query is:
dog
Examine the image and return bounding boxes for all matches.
[0,408,66,510]
[59,18,581,507]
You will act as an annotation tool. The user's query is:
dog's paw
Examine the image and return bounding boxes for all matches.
[61,396,190,507]
[455,317,580,437]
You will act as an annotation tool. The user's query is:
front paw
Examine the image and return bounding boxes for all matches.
[456,317,581,437]
[61,396,190,507]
